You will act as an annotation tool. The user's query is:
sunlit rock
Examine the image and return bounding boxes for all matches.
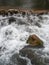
[26,34,43,48]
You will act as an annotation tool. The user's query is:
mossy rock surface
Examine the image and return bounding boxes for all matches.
[26,34,43,48]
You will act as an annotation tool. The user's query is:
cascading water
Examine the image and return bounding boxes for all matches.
[0,12,49,65]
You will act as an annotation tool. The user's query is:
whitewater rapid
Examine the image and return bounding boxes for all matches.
[0,13,49,65]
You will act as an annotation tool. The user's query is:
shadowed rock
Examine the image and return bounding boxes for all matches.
[8,17,16,24]
[0,10,8,16]
[8,11,14,16]
[35,22,41,27]
[22,11,26,17]
[8,53,27,65]
[14,10,19,14]
[20,46,45,65]
[0,9,5,17]
[8,9,19,15]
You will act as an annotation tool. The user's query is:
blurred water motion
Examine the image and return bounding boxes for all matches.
[0,0,49,9]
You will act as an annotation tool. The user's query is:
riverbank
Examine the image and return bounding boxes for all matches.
[0,6,49,14]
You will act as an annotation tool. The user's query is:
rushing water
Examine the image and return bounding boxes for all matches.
[0,13,49,65]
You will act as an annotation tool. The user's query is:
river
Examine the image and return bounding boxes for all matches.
[0,12,49,65]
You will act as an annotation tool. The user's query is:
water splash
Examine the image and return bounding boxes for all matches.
[0,13,49,65]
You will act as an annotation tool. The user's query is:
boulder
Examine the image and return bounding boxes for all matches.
[0,9,5,16]
[26,34,43,48]
[8,17,16,24]
[0,10,8,16]
[20,46,45,65]
[14,10,19,14]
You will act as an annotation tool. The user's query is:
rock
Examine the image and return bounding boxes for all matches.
[20,46,45,65]
[9,53,27,65]
[14,10,19,14]
[0,9,5,17]
[38,12,44,15]
[26,34,43,48]
[8,10,13,16]
[8,9,19,15]
[22,11,26,17]
[22,11,26,15]
[0,10,8,16]
[8,17,16,24]
[5,11,8,16]
[35,22,41,27]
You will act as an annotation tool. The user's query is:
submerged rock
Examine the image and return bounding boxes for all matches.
[9,53,27,65]
[26,34,43,48]
[20,46,45,65]
[35,22,41,27]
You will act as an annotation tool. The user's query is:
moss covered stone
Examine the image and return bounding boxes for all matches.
[26,34,43,48]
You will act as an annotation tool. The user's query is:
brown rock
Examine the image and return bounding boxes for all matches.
[26,34,43,47]
[0,9,5,16]
[8,9,19,15]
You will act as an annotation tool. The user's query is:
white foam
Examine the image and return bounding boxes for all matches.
[0,14,49,62]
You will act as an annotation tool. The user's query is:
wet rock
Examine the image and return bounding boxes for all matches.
[22,11,26,17]
[38,12,44,15]
[0,47,2,51]
[17,56,27,65]
[20,46,45,65]
[45,58,49,63]
[9,53,27,65]
[22,11,26,15]
[5,11,8,16]
[26,34,43,48]
[8,17,16,24]
[8,11,13,16]
[39,16,43,20]
[0,9,5,17]
[8,9,19,15]
[8,9,14,15]
[35,22,41,27]
[14,10,19,14]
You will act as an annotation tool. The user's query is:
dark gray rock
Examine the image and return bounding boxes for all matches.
[19,45,47,65]
[8,17,16,24]
[8,53,27,65]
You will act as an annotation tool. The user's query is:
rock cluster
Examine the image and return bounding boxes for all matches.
[0,9,48,16]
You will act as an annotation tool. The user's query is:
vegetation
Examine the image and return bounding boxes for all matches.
[0,0,49,9]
